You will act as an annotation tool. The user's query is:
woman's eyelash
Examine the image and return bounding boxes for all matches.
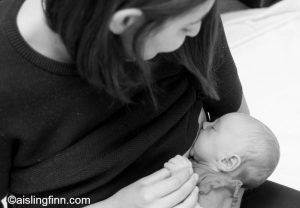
[182,28,191,32]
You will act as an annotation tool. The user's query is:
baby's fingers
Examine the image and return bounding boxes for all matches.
[175,155,192,168]
[168,155,192,168]
[182,155,193,165]
[164,162,176,171]
[168,157,181,165]
[176,155,188,163]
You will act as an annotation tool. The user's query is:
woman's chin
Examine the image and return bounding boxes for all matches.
[142,54,154,61]
[143,46,181,60]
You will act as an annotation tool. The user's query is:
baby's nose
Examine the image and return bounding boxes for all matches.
[202,121,213,129]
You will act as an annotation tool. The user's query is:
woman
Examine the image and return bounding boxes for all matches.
[0,0,299,207]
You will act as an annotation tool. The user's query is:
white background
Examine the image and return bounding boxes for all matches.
[222,0,300,191]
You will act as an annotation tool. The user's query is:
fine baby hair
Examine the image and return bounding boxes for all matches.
[228,114,280,188]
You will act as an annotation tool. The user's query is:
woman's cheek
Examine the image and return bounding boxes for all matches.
[143,34,185,59]
[142,40,159,60]
[160,36,186,53]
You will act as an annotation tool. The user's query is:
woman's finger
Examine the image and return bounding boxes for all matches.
[141,168,171,185]
[157,173,198,207]
[174,186,199,208]
[147,169,193,198]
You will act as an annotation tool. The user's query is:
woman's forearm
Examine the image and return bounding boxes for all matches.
[83,194,118,208]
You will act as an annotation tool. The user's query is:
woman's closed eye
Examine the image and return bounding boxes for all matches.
[182,28,192,33]
[182,24,201,37]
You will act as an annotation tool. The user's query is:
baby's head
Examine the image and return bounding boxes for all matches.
[189,113,280,188]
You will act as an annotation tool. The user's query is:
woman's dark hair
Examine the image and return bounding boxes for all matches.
[42,0,220,104]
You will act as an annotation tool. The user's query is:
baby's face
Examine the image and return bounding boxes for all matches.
[190,113,247,164]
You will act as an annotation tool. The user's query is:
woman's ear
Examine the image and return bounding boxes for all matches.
[109,8,143,34]
[217,154,241,172]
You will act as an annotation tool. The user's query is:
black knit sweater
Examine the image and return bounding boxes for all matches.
[0,0,243,207]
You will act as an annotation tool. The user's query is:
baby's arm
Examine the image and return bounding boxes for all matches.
[164,155,193,175]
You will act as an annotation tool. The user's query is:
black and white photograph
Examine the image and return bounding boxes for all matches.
[0,0,299,207]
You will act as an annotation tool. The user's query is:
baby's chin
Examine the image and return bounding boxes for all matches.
[189,151,204,163]
[189,147,210,164]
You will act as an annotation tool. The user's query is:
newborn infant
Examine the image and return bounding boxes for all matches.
[164,113,280,208]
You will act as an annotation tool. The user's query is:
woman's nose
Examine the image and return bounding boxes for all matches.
[186,22,202,38]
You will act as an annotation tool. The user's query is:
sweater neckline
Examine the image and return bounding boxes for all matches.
[2,0,78,76]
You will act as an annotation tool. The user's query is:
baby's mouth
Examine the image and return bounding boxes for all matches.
[188,154,195,161]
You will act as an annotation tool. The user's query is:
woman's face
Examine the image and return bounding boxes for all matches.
[142,0,215,60]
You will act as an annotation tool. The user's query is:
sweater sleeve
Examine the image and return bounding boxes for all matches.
[0,135,12,206]
[202,18,243,119]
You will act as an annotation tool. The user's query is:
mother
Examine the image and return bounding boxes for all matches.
[0,0,299,207]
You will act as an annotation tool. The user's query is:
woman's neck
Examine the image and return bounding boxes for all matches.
[17,0,72,63]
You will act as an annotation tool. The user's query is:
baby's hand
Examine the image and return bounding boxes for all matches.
[164,155,193,174]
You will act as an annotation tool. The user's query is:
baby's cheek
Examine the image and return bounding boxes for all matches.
[196,145,212,162]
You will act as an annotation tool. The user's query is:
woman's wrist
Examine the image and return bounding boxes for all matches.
[83,194,119,208]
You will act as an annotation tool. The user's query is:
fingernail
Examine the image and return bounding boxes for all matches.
[193,174,199,181]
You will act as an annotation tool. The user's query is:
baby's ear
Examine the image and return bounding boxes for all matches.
[217,154,241,172]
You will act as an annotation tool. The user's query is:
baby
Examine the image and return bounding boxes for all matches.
[164,113,280,208]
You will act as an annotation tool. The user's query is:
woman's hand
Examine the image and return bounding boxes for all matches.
[87,166,199,208]
[113,167,199,208]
